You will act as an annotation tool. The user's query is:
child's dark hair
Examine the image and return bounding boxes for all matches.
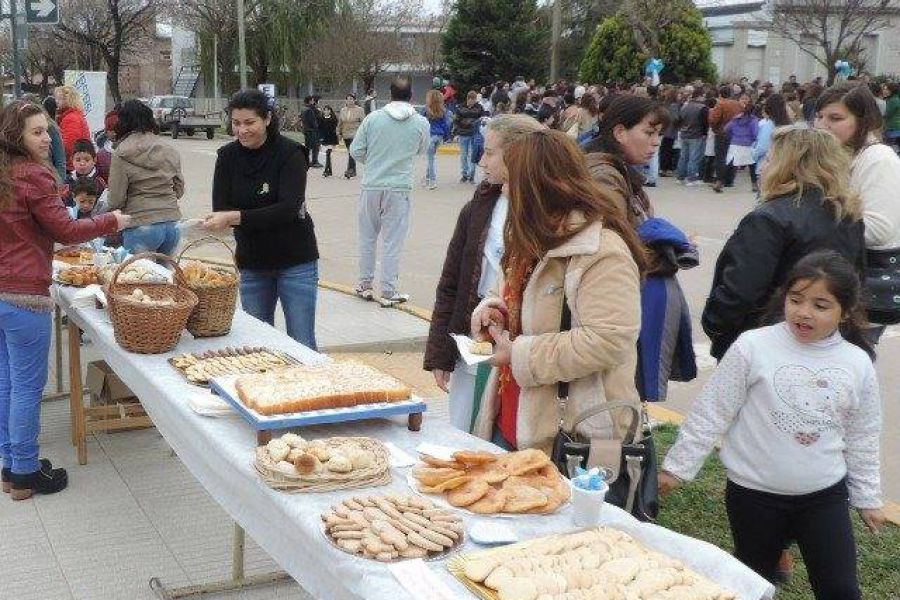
[768,250,874,360]
[117,99,159,138]
[815,83,882,152]
[71,177,99,199]
[72,138,96,158]
[227,89,279,137]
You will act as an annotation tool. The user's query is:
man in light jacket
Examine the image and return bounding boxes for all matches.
[350,76,430,306]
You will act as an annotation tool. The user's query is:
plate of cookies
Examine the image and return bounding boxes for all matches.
[321,493,465,562]
[408,448,570,516]
[255,433,391,492]
[169,346,299,386]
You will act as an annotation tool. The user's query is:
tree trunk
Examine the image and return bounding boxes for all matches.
[107,60,122,105]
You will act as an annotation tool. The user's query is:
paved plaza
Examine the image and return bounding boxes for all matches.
[0,137,897,599]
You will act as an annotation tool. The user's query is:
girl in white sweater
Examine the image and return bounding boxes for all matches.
[660,251,884,600]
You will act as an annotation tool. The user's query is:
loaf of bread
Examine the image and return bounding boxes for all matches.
[234,360,412,415]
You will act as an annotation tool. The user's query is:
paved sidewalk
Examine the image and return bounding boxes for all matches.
[1,287,436,600]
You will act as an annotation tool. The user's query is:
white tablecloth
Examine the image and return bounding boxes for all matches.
[55,287,774,600]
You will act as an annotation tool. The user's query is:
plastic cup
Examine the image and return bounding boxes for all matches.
[570,480,608,527]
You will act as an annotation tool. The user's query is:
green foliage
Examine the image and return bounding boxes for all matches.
[443,0,550,92]
[579,8,716,84]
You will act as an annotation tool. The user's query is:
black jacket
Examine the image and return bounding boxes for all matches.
[424,183,503,372]
[702,189,865,359]
[453,104,484,137]
[212,134,318,271]
[301,106,319,132]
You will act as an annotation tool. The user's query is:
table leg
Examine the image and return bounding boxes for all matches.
[232,523,245,582]
[407,412,423,432]
[148,521,291,599]
[54,306,63,394]
[67,320,87,464]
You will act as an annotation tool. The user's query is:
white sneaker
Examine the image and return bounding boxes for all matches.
[379,292,410,307]
[355,286,374,301]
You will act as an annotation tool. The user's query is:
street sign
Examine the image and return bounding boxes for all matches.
[24,0,57,24]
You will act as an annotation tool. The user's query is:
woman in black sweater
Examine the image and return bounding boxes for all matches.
[201,89,320,349]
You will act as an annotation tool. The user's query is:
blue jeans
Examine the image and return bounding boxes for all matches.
[122,221,180,256]
[426,135,443,184]
[471,133,485,166]
[677,136,706,182]
[240,261,319,350]
[641,149,659,185]
[0,301,51,475]
[458,135,475,179]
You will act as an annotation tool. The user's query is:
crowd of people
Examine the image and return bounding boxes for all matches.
[0,69,897,600]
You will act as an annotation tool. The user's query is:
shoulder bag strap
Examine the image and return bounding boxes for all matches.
[556,295,572,429]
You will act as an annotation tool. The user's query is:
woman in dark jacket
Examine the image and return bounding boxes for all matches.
[703,126,866,360]
[424,114,542,431]
[318,105,339,177]
[0,101,127,499]
[202,89,319,350]
[584,94,698,402]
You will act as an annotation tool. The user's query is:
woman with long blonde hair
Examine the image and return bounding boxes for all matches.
[420,89,451,189]
[470,129,646,453]
[54,85,91,171]
[703,126,865,359]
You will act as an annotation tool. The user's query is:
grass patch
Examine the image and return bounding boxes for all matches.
[653,423,900,599]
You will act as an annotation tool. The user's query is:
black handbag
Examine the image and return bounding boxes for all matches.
[864,248,900,325]
[550,297,659,521]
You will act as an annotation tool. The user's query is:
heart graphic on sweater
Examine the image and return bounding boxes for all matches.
[771,365,852,446]
[794,431,821,446]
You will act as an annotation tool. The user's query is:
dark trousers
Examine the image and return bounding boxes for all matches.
[660,137,679,172]
[304,130,321,165]
[344,138,356,172]
[724,162,758,187]
[725,479,860,600]
[714,132,730,184]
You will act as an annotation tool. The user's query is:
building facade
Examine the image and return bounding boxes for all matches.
[697,0,900,83]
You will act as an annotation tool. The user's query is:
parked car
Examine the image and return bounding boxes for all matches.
[148,95,195,132]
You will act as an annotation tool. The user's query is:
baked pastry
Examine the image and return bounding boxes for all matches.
[411,448,567,515]
[462,528,737,600]
[321,494,462,561]
[182,260,238,288]
[234,360,412,415]
[294,452,321,475]
[326,453,353,473]
[470,340,494,355]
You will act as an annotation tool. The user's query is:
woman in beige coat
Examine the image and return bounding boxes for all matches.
[471,129,646,452]
[337,94,365,179]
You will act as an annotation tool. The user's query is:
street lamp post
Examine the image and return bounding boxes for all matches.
[549,0,561,83]
[237,0,248,89]
[10,0,22,97]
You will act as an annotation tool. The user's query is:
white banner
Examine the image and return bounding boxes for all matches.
[64,70,107,136]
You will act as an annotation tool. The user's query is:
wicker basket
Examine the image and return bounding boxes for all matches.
[177,237,239,338]
[255,437,391,493]
[105,253,198,354]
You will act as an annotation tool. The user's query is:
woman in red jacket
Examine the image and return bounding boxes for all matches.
[0,101,129,500]
[54,85,92,171]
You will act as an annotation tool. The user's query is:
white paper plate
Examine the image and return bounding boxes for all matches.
[450,334,493,366]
